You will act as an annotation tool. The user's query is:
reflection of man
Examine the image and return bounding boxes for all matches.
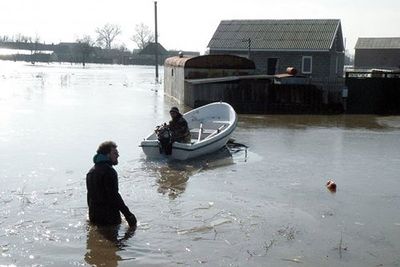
[168,107,191,143]
[86,141,136,227]
[85,225,135,267]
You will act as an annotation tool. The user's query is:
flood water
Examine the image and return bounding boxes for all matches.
[0,61,400,266]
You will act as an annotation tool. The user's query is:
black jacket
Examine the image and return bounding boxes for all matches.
[86,160,132,226]
[168,114,191,143]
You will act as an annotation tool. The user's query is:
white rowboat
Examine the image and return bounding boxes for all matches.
[141,102,237,160]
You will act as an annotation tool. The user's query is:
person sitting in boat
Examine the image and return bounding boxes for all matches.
[168,107,191,143]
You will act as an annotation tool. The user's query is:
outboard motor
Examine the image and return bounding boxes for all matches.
[156,124,173,155]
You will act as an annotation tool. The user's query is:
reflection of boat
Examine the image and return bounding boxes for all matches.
[155,165,190,199]
[141,146,234,199]
[141,102,238,160]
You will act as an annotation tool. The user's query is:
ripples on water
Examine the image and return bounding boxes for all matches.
[1,61,400,266]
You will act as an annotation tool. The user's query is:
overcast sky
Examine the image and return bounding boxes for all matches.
[1,0,399,53]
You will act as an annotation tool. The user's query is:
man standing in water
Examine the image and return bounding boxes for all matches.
[86,141,136,228]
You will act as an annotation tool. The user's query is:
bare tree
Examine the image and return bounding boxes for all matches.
[79,35,95,46]
[29,34,41,64]
[118,43,128,52]
[131,23,155,50]
[96,23,121,49]
[1,35,11,42]
[76,35,95,66]
[14,33,31,43]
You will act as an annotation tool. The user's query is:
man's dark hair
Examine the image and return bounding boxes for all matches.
[170,107,179,114]
[97,141,117,155]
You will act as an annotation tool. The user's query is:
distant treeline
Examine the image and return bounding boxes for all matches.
[0,41,199,66]
[0,41,55,51]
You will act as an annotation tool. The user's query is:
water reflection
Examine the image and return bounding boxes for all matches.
[84,224,136,267]
[142,147,235,199]
[156,165,190,199]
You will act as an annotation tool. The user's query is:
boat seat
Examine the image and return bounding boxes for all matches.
[212,120,230,124]
[190,128,215,134]
[190,120,228,133]
[204,124,226,140]
[191,120,228,142]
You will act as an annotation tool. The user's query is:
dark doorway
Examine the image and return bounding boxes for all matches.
[267,58,279,75]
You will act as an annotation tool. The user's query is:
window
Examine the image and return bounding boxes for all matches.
[302,56,312,74]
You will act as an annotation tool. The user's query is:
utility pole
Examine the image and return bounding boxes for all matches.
[154,1,159,81]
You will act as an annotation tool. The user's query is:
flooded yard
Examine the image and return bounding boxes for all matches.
[0,61,399,266]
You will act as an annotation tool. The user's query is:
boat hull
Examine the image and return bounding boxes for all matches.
[141,102,237,160]
[141,127,234,160]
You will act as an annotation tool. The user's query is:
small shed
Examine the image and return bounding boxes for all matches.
[354,38,400,70]
[164,54,255,103]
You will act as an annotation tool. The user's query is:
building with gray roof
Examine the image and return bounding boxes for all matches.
[207,19,345,80]
[354,37,400,70]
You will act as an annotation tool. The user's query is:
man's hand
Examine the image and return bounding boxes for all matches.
[126,213,137,228]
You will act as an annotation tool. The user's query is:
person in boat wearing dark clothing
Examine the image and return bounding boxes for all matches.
[86,141,136,228]
[168,107,191,143]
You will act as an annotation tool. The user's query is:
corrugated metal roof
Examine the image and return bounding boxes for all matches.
[207,19,342,51]
[164,56,192,67]
[355,38,400,49]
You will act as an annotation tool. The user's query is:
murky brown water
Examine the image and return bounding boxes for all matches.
[1,61,400,266]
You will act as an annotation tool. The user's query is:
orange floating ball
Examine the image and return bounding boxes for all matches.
[326,180,337,192]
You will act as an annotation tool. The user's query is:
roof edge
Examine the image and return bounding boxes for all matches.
[329,21,341,50]
[209,48,330,52]
[355,37,400,49]
[219,19,341,23]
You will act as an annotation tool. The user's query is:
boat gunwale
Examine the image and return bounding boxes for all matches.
[140,117,237,152]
